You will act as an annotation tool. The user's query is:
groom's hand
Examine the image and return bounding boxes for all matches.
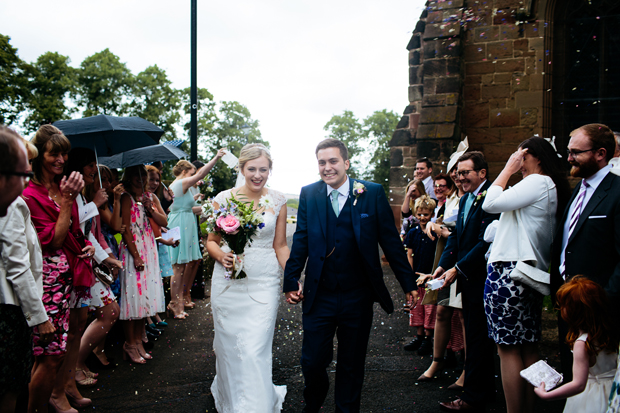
[285,283,304,305]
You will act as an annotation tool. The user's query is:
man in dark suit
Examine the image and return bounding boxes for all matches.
[283,138,417,413]
[551,123,620,376]
[430,151,499,412]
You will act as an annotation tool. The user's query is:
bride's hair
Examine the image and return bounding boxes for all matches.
[238,143,272,171]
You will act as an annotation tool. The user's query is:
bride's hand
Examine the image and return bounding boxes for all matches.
[220,252,235,269]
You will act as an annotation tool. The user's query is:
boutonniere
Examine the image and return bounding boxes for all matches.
[473,190,487,207]
[352,181,366,206]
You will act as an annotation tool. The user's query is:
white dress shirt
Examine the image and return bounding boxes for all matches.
[560,165,612,268]
[423,175,436,199]
[327,176,350,214]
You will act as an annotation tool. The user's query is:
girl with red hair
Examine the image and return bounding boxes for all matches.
[535,276,618,412]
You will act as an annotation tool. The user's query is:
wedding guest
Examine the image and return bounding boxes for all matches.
[65,149,122,384]
[404,196,438,356]
[482,136,570,413]
[416,157,435,198]
[433,151,500,412]
[0,130,52,413]
[152,161,173,213]
[609,131,620,173]
[417,172,465,387]
[0,126,28,216]
[118,165,167,363]
[400,179,426,239]
[167,151,224,318]
[25,124,94,413]
[535,276,618,413]
[551,123,620,380]
[96,164,124,315]
[145,164,177,329]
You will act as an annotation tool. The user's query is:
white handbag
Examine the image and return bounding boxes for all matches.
[511,261,550,296]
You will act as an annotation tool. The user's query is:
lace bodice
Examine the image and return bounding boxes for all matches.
[212,188,287,250]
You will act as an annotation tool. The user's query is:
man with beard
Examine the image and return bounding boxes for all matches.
[551,123,620,379]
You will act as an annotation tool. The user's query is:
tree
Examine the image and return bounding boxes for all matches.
[205,101,267,193]
[363,109,399,195]
[77,49,133,117]
[323,109,399,195]
[22,52,78,132]
[0,34,30,126]
[323,110,363,178]
[130,65,182,139]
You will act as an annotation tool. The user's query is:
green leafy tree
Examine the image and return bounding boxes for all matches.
[323,109,399,195]
[363,109,399,195]
[130,65,182,139]
[323,110,363,178]
[0,34,30,125]
[77,49,134,117]
[23,52,78,132]
[206,101,267,193]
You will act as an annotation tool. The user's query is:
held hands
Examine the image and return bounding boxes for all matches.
[285,282,304,305]
[59,172,84,202]
[93,188,109,208]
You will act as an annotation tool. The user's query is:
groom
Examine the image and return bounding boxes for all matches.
[284,138,417,412]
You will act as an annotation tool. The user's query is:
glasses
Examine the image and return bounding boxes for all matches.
[0,171,34,183]
[434,184,448,189]
[456,169,478,177]
[566,148,596,157]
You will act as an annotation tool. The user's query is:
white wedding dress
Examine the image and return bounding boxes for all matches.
[210,188,287,413]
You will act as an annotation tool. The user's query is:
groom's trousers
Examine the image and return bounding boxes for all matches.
[300,286,374,413]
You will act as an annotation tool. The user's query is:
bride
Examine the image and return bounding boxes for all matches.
[206,143,289,412]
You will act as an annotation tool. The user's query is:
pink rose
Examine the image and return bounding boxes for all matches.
[42,263,52,274]
[47,271,60,283]
[58,255,67,263]
[56,263,69,272]
[42,294,51,303]
[51,284,63,292]
[33,346,44,356]
[44,304,57,314]
[52,292,64,303]
[216,215,240,234]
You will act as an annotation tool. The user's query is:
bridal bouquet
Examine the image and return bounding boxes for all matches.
[203,193,266,279]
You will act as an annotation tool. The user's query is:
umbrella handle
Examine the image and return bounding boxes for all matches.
[95,147,102,189]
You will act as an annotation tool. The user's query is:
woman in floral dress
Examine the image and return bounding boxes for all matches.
[118,165,167,364]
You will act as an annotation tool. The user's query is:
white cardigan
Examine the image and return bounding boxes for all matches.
[482,174,557,270]
[0,197,47,326]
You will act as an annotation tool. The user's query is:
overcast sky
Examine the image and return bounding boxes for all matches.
[1,0,426,196]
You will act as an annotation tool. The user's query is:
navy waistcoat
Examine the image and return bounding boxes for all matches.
[320,194,366,291]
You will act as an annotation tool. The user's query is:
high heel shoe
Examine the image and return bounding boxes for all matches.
[136,341,153,360]
[49,397,78,413]
[167,302,187,319]
[184,300,196,309]
[155,320,168,327]
[123,342,146,364]
[65,391,92,408]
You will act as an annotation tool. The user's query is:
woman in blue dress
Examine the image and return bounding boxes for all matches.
[167,150,225,318]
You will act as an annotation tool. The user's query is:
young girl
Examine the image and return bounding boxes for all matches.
[403,195,438,355]
[535,276,618,412]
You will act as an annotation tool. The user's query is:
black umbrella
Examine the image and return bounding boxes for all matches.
[99,144,189,169]
[53,114,164,157]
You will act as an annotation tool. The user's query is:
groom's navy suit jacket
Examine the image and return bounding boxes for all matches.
[283,178,416,314]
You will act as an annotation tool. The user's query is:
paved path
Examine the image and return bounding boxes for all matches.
[77,231,565,412]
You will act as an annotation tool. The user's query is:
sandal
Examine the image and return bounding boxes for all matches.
[75,370,98,387]
[77,368,98,379]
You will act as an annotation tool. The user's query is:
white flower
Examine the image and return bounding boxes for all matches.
[259,194,274,209]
